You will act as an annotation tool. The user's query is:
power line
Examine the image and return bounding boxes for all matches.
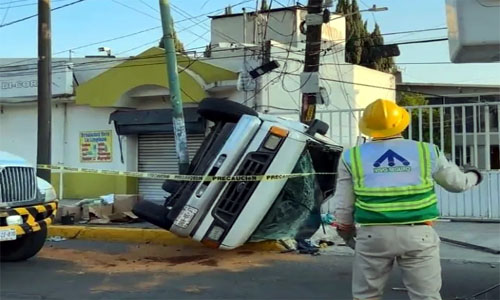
[300,28,448,46]
[380,27,447,37]
[169,4,212,43]
[111,0,158,20]
[0,23,447,70]
[275,70,451,98]
[0,0,70,9]
[0,36,468,78]
[325,24,358,120]
[0,50,470,101]
[0,25,162,69]
[0,46,258,73]
[170,3,251,50]
[139,0,157,13]
[0,1,253,68]
[393,38,448,46]
[0,34,459,78]
[0,0,88,29]
[0,0,31,7]
[111,0,210,46]
[62,26,161,53]
[0,0,11,25]
[0,50,267,77]
[111,0,208,46]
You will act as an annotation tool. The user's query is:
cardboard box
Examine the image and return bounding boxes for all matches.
[55,205,82,223]
[108,211,139,223]
[88,204,113,220]
[112,194,140,214]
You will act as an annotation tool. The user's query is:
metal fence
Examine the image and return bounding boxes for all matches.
[274,102,500,219]
[312,103,500,171]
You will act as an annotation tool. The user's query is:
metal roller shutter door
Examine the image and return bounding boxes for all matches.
[138,134,205,203]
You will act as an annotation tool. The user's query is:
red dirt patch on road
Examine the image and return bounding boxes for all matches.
[39,244,305,274]
[38,243,307,292]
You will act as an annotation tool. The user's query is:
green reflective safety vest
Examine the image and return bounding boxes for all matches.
[343,139,440,225]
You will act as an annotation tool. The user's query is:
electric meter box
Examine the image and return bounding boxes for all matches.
[446,0,500,63]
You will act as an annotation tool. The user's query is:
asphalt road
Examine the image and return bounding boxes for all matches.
[1,240,499,300]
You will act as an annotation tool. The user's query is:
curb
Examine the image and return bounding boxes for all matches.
[48,225,285,251]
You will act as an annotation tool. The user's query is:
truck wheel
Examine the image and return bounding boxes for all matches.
[0,227,47,262]
[198,98,258,123]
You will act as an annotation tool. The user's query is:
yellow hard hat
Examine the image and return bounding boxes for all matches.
[359,99,410,138]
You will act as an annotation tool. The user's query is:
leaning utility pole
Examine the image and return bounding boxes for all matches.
[159,0,190,174]
[37,0,52,182]
[300,0,324,124]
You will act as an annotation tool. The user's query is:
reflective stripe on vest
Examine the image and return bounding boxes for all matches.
[355,193,437,212]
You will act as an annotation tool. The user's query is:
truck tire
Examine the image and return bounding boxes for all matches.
[0,227,47,262]
[198,98,258,123]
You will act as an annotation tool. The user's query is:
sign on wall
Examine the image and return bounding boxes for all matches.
[0,62,73,100]
[80,131,113,162]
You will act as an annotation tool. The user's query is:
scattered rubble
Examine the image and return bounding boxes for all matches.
[56,194,140,225]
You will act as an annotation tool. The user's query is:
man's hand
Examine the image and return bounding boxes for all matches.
[336,223,356,245]
[463,165,483,185]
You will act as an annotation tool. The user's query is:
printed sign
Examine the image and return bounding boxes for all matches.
[80,131,112,162]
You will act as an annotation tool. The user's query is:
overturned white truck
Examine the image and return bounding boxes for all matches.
[0,151,58,261]
[133,98,343,249]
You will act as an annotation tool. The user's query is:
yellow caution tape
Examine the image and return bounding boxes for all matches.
[37,164,336,182]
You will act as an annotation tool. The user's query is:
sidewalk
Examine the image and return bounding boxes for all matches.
[434,220,500,263]
[316,220,500,263]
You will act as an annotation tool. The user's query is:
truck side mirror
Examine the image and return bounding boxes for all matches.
[306,119,329,136]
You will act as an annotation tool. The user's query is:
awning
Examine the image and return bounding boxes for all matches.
[75,47,238,108]
[109,108,205,135]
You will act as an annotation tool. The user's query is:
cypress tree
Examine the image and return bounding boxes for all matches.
[370,23,396,73]
[335,0,396,73]
[159,29,185,53]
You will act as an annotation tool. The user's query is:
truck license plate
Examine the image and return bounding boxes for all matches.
[174,206,198,229]
[0,228,17,241]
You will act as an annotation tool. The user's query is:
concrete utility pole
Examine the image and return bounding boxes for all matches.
[37,0,52,182]
[300,0,324,124]
[159,0,190,174]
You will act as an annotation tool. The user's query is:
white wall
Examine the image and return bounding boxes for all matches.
[352,65,396,108]
[0,104,46,164]
[210,8,345,52]
[211,9,303,47]
[0,103,136,172]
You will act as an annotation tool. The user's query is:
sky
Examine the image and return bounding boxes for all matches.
[0,0,499,85]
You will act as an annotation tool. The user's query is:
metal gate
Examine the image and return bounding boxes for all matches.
[138,134,204,202]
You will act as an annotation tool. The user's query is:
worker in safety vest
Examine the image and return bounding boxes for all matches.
[333,99,483,300]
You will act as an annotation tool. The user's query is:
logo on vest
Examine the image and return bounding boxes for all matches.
[373,149,411,173]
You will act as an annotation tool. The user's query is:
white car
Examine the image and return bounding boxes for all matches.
[0,151,58,261]
[133,98,342,249]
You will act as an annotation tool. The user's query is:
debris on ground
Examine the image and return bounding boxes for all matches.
[46,236,66,242]
[55,194,141,225]
[296,239,320,256]
[275,222,356,256]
